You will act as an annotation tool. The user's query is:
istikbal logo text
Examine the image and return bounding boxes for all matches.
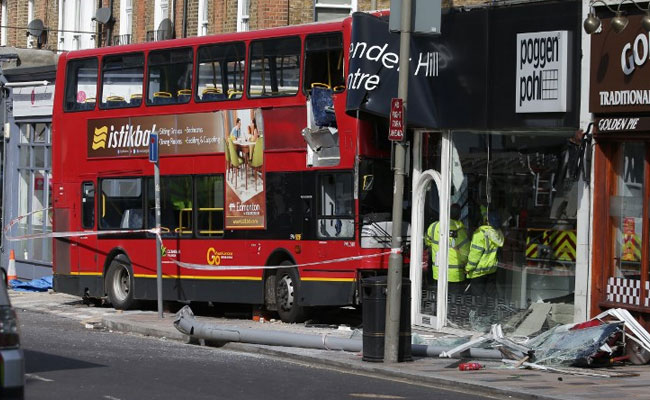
[92,124,156,150]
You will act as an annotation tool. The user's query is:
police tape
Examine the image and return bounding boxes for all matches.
[2,207,399,270]
[173,250,397,271]
[3,207,53,236]
[4,228,160,242]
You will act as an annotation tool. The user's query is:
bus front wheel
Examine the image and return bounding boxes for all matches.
[106,259,136,310]
[276,264,306,323]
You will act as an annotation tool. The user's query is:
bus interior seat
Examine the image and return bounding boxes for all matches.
[153,91,174,105]
[121,209,143,229]
[177,89,192,103]
[227,90,242,99]
[202,88,225,101]
[75,98,96,111]
[310,83,336,127]
[104,96,127,108]
[130,94,142,106]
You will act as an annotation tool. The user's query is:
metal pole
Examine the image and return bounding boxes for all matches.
[154,161,163,318]
[384,0,412,363]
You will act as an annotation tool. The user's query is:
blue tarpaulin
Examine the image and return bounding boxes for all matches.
[10,276,52,292]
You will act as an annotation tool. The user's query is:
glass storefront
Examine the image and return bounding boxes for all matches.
[15,123,52,264]
[418,131,578,333]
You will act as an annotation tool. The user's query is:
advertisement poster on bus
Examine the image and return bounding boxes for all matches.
[224,108,266,230]
[86,109,267,229]
[87,112,226,158]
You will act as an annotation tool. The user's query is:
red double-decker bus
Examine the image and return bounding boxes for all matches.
[52,16,397,322]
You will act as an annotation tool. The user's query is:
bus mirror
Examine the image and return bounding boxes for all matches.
[362,175,374,191]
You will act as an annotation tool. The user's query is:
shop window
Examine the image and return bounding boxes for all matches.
[82,182,95,229]
[101,53,144,109]
[100,178,143,229]
[196,42,245,102]
[147,48,193,105]
[424,131,579,332]
[248,37,300,98]
[196,175,224,237]
[318,173,353,238]
[146,176,193,236]
[606,142,646,306]
[15,123,52,263]
[64,58,98,111]
[304,33,345,93]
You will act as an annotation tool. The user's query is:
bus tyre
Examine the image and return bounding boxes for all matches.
[276,265,306,323]
[106,259,136,310]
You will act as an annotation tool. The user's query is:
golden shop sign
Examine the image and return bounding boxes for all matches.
[590,15,650,113]
[87,112,225,158]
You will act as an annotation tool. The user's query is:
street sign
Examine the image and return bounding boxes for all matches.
[149,132,158,163]
[388,98,404,141]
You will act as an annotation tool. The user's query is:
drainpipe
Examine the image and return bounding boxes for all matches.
[182,0,188,38]
[173,306,505,359]
[107,0,114,46]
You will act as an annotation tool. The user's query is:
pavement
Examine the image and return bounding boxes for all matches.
[10,290,650,400]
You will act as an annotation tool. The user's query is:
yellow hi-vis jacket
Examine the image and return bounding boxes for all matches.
[466,225,504,279]
[424,219,470,282]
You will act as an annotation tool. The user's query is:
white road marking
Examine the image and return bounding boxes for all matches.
[25,373,54,382]
[103,396,122,400]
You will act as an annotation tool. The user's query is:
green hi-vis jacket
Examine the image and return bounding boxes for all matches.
[466,225,505,279]
[424,220,470,282]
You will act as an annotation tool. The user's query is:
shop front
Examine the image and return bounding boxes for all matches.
[405,1,587,332]
[348,0,588,333]
[1,64,56,280]
[589,14,650,328]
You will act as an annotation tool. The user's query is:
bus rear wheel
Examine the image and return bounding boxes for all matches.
[106,259,136,310]
[276,265,306,323]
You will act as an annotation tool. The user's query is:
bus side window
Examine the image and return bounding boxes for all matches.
[196,42,245,102]
[147,48,194,106]
[303,32,344,93]
[317,173,354,239]
[64,58,98,112]
[81,181,95,229]
[99,178,143,230]
[248,36,300,98]
[196,175,224,237]
[146,176,193,236]
[101,53,144,109]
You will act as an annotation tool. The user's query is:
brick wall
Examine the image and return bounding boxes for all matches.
[251,0,289,30]
[186,0,198,37]
[224,0,238,33]
[3,0,30,48]
[288,0,312,26]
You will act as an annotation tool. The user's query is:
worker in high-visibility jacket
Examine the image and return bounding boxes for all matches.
[466,210,504,298]
[424,204,470,294]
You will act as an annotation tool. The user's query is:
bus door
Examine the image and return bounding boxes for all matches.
[315,172,355,259]
[78,181,99,283]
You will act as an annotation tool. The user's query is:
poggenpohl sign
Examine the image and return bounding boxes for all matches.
[515,31,568,113]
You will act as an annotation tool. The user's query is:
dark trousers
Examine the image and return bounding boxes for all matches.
[432,280,467,295]
[467,273,496,299]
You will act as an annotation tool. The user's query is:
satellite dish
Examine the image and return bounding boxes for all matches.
[27,19,44,37]
[158,18,174,40]
[93,7,113,25]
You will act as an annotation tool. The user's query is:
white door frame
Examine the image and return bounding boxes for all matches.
[409,130,452,330]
